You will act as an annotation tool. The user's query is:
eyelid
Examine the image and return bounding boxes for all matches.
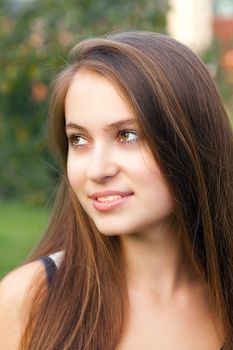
[117,128,138,134]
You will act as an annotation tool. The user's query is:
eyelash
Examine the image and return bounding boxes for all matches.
[67,129,139,149]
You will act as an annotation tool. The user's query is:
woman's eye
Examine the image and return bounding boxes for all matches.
[67,135,88,148]
[119,130,139,144]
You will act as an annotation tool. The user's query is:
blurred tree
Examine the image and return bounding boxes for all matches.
[0,0,168,203]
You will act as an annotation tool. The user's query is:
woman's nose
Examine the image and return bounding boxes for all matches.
[86,145,119,183]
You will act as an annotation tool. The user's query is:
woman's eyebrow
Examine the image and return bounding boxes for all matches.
[65,119,137,132]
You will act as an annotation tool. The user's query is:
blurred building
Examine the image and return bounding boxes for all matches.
[167,0,233,59]
[214,0,233,42]
[214,0,233,70]
[167,0,213,54]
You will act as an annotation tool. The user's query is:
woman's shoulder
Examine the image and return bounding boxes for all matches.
[0,250,63,292]
[0,260,44,297]
[0,251,64,303]
[0,261,45,349]
[0,260,45,311]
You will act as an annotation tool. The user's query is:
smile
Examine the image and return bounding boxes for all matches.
[90,191,133,212]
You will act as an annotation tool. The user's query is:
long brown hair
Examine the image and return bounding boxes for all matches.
[21,32,233,349]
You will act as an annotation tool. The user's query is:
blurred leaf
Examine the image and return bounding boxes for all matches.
[0,0,168,203]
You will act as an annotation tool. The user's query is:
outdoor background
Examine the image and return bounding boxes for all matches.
[0,0,233,278]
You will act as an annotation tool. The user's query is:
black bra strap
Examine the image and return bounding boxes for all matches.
[40,256,57,287]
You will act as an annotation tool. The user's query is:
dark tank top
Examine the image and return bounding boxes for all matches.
[40,255,226,350]
[40,255,57,286]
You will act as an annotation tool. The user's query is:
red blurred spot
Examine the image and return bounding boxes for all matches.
[214,17,233,41]
[222,49,233,69]
[32,82,48,102]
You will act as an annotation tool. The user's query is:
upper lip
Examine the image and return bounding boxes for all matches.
[90,190,134,200]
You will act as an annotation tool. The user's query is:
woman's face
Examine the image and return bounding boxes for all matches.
[65,69,174,236]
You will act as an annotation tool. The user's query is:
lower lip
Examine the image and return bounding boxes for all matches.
[92,194,133,212]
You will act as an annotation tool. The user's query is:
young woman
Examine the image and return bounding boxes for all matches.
[0,31,232,350]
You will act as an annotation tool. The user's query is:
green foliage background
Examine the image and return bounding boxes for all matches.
[0,200,48,277]
[0,0,232,205]
[0,0,167,204]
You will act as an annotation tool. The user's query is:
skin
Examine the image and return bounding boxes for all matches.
[0,261,44,349]
[65,69,223,349]
[0,68,223,349]
[65,69,174,237]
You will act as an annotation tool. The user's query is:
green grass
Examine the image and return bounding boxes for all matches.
[0,200,49,278]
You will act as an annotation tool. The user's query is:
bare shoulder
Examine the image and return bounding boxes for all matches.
[0,261,45,349]
[0,260,44,300]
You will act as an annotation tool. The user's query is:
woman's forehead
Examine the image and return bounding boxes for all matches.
[64,69,138,131]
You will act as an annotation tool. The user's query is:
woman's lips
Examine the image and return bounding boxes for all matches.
[90,191,134,212]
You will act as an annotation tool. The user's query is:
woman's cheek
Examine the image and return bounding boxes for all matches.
[67,154,82,191]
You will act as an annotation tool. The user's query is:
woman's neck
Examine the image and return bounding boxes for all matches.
[120,215,198,299]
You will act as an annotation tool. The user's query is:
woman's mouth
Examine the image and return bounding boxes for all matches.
[90,191,133,212]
